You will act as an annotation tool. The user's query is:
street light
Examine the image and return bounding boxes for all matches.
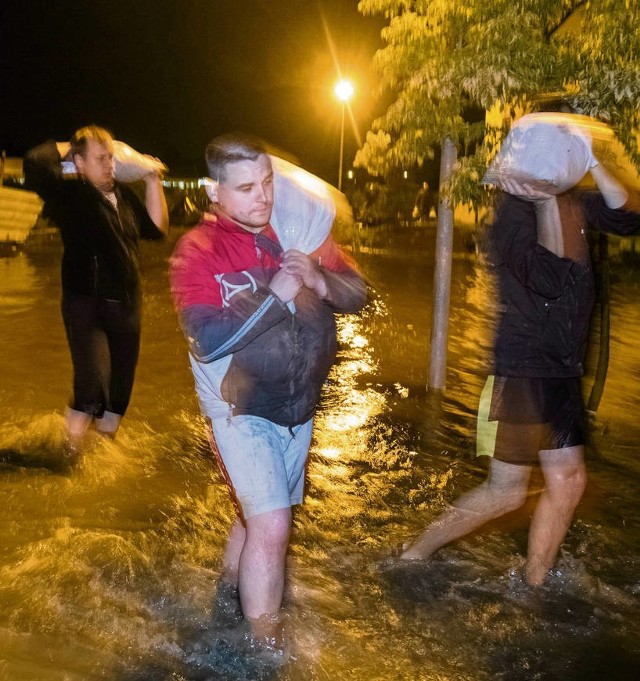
[334,79,354,191]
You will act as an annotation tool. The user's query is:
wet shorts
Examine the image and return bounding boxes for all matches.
[476,375,586,465]
[206,414,313,519]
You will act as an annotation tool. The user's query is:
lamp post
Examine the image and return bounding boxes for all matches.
[334,79,354,192]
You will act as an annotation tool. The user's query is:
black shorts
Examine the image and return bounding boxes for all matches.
[476,375,586,465]
[62,293,141,417]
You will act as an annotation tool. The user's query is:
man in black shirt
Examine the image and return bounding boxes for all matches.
[400,130,640,586]
[24,126,168,454]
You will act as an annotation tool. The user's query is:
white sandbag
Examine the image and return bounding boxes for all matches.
[112,140,167,182]
[60,141,167,182]
[483,112,593,193]
[269,155,351,254]
[483,112,640,194]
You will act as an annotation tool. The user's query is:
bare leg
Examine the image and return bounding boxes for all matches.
[401,458,531,560]
[525,445,586,586]
[95,410,121,439]
[210,518,245,626]
[64,407,92,451]
[238,507,292,644]
[220,517,246,587]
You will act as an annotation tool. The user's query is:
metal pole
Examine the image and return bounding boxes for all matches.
[338,104,345,191]
[428,136,457,391]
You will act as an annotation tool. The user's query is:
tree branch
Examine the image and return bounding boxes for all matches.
[546,0,588,40]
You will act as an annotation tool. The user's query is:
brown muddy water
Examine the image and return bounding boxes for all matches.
[0,227,639,680]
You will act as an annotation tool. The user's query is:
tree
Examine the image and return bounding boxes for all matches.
[355,0,640,207]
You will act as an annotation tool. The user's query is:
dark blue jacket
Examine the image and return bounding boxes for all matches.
[490,190,640,378]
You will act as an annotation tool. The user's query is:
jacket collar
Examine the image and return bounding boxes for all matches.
[202,212,278,241]
[201,213,283,260]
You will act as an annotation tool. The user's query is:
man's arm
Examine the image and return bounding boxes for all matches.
[170,232,294,362]
[590,163,628,209]
[178,295,293,363]
[570,124,640,231]
[142,171,169,234]
[579,162,640,236]
[492,193,575,300]
[23,140,67,201]
[281,237,367,312]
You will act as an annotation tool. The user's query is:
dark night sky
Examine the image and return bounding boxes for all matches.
[0,0,386,182]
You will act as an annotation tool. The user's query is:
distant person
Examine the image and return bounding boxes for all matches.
[170,132,366,649]
[413,181,437,224]
[358,180,390,226]
[400,117,640,586]
[24,126,168,455]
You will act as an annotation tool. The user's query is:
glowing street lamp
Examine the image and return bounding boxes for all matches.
[334,79,354,191]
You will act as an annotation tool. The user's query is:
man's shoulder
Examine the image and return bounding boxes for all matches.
[175,219,218,250]
[172,219,238,273]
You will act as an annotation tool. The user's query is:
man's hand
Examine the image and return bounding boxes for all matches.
[499,178,555,202]
[141,155,166,182]
[268,268,302,304]
[280,249,328,299]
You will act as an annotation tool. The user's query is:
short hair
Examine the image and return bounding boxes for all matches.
[205,132,268,182]
[70,125,114,158]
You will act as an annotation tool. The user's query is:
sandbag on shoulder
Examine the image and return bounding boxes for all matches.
[269,156,353,254]
[61,141,167,183]
[483,112,594,193]
[112,141,167,182]
[483,112,640,197]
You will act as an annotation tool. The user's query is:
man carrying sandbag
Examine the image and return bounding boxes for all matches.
[24,126,168,456]
[399,106,640,587]
[170,132,366,652]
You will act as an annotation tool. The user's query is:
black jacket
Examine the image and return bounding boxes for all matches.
[24,140,164,303]
[490,191,640,378]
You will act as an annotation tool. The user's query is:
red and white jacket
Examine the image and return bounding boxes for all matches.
[170,214,366,426]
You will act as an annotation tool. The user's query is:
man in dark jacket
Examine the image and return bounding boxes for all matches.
[24,126,168,451]
[400,135,640,586]
[170,132,366,647]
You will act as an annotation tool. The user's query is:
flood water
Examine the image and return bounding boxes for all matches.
[1,227,639,680]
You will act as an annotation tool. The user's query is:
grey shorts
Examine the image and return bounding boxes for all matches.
[206,414,313,519]
[477,375,586,465]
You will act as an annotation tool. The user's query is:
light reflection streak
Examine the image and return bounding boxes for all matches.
[333,359,373,382]
[317,447,341,460]
[319,12,362,149]
[337,319,369,346]
[313,314,385,463]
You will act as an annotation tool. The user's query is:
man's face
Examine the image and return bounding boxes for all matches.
[213,154,274,232]
[74,138,115,192]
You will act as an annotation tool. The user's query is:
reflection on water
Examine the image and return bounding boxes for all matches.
[0,234,639,679]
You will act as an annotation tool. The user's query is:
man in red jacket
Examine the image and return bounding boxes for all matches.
[170,133,366,649]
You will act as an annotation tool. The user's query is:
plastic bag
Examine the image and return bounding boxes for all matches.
[112,140,167,182]
[61,141,167,182]
[269,156,352,253]
[483,112,640,194]
[483,112,593,193]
